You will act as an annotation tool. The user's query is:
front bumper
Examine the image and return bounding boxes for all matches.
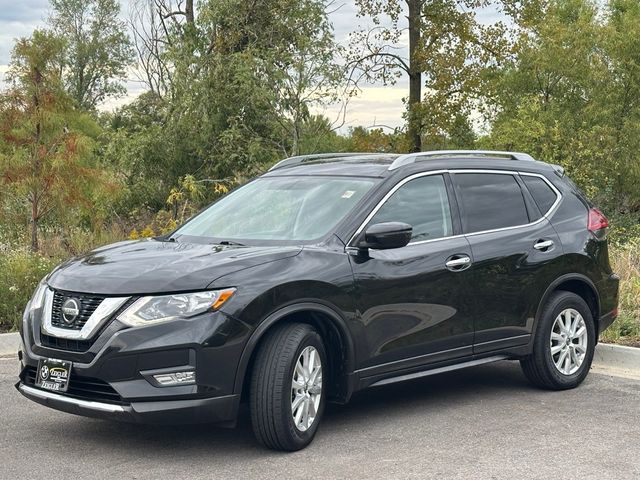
[19,307,250,425]
[16,383,239,424]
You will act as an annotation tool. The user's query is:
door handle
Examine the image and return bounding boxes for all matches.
[445,255,472,271]
[533,239,554,251]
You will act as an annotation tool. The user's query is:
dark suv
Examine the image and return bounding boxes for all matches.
[17,150,619,451]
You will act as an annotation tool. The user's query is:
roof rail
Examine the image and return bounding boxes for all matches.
[269,153,387,171]
[388,150,537,171]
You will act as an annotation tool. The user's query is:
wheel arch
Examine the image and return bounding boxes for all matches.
[535,274,601,339]
[234,302,357,404]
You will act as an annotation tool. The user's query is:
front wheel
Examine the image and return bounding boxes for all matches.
[520,291,596,390]
[250,323,326,451]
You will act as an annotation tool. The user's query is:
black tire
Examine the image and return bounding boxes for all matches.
[520,291,596,390]
[250,323,327,451]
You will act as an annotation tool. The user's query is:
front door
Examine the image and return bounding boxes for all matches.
[349,173,476,376]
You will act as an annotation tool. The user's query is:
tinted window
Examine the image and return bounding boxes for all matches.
[369,175,452,242]
[522,175,558,214]
[454,173,529,233]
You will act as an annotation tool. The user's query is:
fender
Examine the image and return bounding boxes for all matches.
[529,272,601,348]
[232,301,357,398]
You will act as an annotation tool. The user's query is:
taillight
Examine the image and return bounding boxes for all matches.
[587,207,609,233]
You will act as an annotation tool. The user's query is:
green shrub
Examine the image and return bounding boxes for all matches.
[608,214,640,248]
[0,250,61,332]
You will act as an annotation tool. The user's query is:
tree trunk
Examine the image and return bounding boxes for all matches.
[30,202,39,253]
[31,71,42,253]
[407,0,422,152]
[292,116,300,156]
[185,0,195,24]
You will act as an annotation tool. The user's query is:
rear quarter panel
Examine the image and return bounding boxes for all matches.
[546,173,618,316]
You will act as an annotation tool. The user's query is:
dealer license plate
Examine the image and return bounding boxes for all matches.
[35,358,71,392]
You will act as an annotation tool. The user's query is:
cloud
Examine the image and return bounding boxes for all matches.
[0,0,48,22]
[0,0,49,64]
[312,85,409,133]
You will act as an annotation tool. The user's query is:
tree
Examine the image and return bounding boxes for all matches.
[195,0,349,156]
[346,126,411,153]
[485,0,640,211]
[0,31,109,251]
[296,115,351,154]
[49,0,134,110]
[349,0,507,152]
[113,0,351,194]
[267,0,348,156]
[128,0,196,98]
[486,1,604,179]
[599,0,640,208]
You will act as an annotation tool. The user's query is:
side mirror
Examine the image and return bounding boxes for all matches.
[359,222,412,250]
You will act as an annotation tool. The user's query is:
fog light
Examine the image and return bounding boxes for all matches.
[153,371,196,386]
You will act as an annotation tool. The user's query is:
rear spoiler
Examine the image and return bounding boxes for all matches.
[551,164,565,177]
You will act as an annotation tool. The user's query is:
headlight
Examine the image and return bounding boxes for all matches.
[117,288,236,327]
[28,277,49,313]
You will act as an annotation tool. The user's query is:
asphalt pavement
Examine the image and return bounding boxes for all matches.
[1,357,638,480]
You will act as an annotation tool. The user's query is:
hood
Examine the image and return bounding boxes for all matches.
[47,239,302,295]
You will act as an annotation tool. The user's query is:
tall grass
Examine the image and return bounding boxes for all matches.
[0,250,61,332]
[0,225,128,332]
[600,243,640,344]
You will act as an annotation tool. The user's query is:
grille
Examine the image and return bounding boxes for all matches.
[24,366,124,404]
[51,290,105,330]
[40,333,94,352]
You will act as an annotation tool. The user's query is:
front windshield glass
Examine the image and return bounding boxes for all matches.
[174,176,377,243]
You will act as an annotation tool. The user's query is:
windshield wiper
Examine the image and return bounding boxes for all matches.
[159,234,178,243]
[216,240,246,247]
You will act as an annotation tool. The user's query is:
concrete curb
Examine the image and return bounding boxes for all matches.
[592,342,640,380]
[0,332,20,358]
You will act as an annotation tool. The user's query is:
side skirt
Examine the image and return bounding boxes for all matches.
[367,355,509,388]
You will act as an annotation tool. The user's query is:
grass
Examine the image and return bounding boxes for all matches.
[600,243,640,346]
[0,225,128,333]
[0,250,61,333]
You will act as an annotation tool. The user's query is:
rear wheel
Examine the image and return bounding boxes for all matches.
[250,323,326,451]
[520,291,596,390]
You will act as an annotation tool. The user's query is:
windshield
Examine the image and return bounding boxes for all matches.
[173,176,377,243]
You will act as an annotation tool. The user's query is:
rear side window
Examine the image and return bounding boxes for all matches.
[454,173,529,233]
[522,175,558,214]
[369,175,453,242]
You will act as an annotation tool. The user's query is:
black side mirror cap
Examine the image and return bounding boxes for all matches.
[359,222,412,250]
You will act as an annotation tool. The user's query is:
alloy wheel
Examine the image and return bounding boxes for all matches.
[291,346,323,432]
[550,308,588,375]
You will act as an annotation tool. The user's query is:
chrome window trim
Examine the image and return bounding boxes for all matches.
[41,288,130,340]
[346,168,562,247]
[18,384,126,413]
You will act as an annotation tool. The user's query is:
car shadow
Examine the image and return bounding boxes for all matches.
[34,360,538,457]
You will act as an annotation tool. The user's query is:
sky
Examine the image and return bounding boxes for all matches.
[0,0,502,131]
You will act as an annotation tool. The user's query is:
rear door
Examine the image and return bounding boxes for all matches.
[349,172,476,374]
[451,170,563,354]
